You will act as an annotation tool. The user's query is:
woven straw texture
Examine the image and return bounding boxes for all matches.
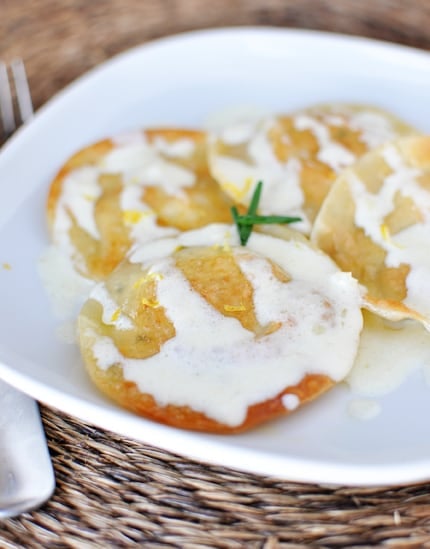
[2,1,430,546]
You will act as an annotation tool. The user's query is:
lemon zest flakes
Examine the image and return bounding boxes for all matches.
[243,177,254,196]
[123,210,143,224]
[221,181,242,202]
[2,262,11,270]
[211,241,231,253]
[380,223,390,242]
[224,303,246,312]
[222,231,232,252]
[83,193,96,202]
[380,223,404,249]
[174,245,185,253]
[222,177,254,202]
[110,308,121,322]
[139,273,162,308]
[212,231,232,253]
[123,209,152,225]
[133,272,164,289]
[141,297,160,309]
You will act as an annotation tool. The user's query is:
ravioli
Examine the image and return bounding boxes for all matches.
[208,103,415,234]
[311,135,430,330]
[78,224,363,433]
[47,129,233,280]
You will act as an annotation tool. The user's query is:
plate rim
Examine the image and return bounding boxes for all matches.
[4,25,430,147]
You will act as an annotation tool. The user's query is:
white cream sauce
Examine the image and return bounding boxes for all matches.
[345,312,430,420]
[152,136,196,158]
[319,104,401,149]
[349,111,398,149]
[347,143,430,319]
[347,398,381,420]
[101,142,195,195]
[210,119,310,233]
[346,314,430,397]
[53,166,102,260]
[90,284,134,331]
[120,185,178,244]
[293,114,356,173]
[204,104,269,138]
[210,108,399,236]
[53,134,196,259]
[220,122,259,146]
[37,245,94,319]
[88,225,363,426]
[282,394,300,411]
[38,245,95,345]
[324,114,344,127]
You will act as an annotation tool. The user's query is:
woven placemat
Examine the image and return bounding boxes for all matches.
[2,1,430,546]
[0,406,429,548]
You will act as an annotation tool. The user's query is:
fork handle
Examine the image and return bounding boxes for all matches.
[0,379,55,518]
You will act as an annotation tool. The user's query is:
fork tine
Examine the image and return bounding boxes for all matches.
[11,59,33,123]
[0,61,16,136]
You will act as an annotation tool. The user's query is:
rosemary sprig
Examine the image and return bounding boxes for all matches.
[235,214,302,225]
[231,181,301,245]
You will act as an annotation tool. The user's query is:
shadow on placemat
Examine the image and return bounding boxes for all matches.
[0,405,429,547]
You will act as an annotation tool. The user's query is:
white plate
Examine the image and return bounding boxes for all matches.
[1,27,430,487]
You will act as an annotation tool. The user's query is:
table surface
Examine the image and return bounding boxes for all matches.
[2,1,430,546]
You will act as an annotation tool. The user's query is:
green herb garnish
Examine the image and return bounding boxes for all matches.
[231,181,302,245]
[235,214,302,225]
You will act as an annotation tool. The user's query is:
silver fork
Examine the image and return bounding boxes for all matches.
[0,60,55,518]
[0,59,33,142]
